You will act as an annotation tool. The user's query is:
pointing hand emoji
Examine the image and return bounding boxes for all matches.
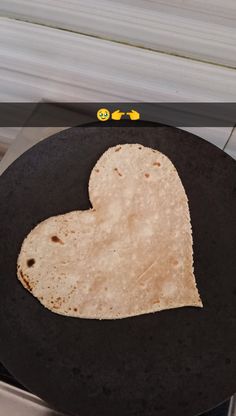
[111,110,125,120]
[126,110,140,120]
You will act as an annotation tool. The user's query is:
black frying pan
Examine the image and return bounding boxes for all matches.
[0,123,236,416]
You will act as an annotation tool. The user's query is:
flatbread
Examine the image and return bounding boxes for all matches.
[17,144,202,319]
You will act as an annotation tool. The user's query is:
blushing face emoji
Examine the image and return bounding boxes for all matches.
[97,108,110,122]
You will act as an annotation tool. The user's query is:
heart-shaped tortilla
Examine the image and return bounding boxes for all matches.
[17,144,202,319]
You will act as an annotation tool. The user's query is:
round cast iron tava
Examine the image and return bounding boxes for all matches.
[0,123,236,416]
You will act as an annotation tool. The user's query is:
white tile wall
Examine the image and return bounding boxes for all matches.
[1,18,236,104]
[1,0,236,67]
[2,15,236,103]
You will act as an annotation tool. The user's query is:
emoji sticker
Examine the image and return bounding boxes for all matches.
[111,110,126,120]
[126,110,140,120]
[97,108,110,122]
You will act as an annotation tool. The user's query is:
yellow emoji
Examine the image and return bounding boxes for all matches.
[97,108,110,122]
[126,110,140,120]
[111,109,125,120]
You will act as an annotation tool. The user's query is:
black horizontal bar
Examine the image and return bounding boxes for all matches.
[0,103,235,127]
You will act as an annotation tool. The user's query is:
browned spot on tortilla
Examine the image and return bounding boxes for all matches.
[51,235,64,244]
[27,258,35,267]
[95,169,100,173]
[138,146,142,149]
[145,173,150,178]
[20,272,32,291]
[114,168,122,177]
[127,213,137,229]
[152,150,156,153]
[53,297,62,309]
[74,307,78,312]
[153,162,161,167]
[115,146,122,152]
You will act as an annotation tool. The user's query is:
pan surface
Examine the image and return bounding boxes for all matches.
[0,123,236,416]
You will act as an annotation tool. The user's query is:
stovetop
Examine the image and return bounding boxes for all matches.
[0,362,231,416]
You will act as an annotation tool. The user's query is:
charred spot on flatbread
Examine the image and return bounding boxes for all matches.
[27,258,35,267]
